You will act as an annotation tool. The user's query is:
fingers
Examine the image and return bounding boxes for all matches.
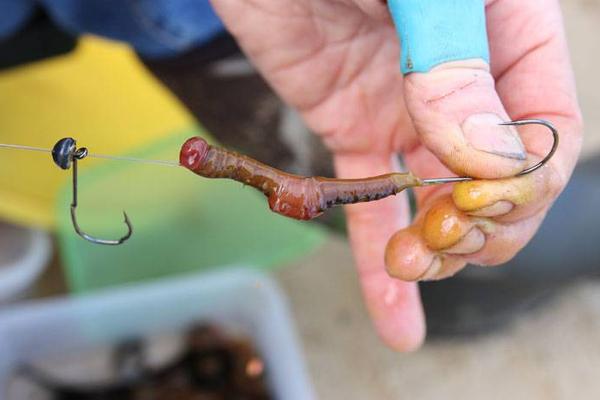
[387,0,583,283]
[393,1,581,182]
[387,150,563,281]
[386,158,558,281]
[385,192,547,281]
[452,157,562,222]
[334,152,425,351]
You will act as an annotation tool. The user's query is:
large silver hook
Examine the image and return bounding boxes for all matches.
[421,119,559,185]
[52,138,133,245]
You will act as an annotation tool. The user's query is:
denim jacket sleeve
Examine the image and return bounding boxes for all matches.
[37,0,225,58]
[0,0,37,39]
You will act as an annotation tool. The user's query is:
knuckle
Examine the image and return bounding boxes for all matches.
[469,238,525,266]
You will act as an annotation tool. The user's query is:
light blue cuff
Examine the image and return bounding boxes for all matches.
[387,0,490,74]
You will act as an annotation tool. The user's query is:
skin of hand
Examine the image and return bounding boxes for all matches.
[209,0,583,350]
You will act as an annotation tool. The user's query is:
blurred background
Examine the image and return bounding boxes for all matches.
[0,0,598,398]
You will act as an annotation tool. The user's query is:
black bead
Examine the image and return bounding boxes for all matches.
[52,137,76,170]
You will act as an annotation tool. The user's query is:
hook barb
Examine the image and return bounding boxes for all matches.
[421,118,559,186]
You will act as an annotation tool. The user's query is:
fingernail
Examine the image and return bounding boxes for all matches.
[467,200,514,217]
[444,227,485,255]
[462,113,526,160]
[420,256,443,281]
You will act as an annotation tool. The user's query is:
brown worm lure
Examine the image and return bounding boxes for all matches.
[180,119,558,221]
[0,120,556,246]
[180,137,422,220]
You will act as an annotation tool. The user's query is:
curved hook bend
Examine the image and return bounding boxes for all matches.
[52,138,133,246]
[501,119,559,177]
[70,206,133,246]
[422,118,559,186]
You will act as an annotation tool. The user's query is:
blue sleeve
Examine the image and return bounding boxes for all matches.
[39,0,225,59]
[387,0,490,74]
[0,0,36,39]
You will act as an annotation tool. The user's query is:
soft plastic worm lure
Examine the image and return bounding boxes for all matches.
[180,119,558,221]
[0,119,557,245]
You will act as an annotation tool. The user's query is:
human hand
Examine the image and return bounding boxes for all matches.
[209,0,582,350]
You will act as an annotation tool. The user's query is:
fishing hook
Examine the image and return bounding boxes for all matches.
[421,119,559,185]
[180,118,560,220]
[52,138,133,246]
[0,118,558,236]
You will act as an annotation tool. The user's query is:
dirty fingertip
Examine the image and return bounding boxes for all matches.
[453,177,534,215]
[385,226,437,281]
[421,196,473,251]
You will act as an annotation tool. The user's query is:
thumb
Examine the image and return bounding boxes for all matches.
[388,0,527,179]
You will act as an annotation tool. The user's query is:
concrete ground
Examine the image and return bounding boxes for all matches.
[277,238,600,399]
[275,1,600,398]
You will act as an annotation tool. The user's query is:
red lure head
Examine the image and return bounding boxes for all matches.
[180,137,210,171]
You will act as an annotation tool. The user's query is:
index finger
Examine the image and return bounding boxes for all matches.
[334,152,425,351]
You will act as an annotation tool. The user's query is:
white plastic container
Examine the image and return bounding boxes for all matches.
[0,223,52,303]
[0,268,315,399]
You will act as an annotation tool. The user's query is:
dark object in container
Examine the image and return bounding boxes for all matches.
[14,324,272,400]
